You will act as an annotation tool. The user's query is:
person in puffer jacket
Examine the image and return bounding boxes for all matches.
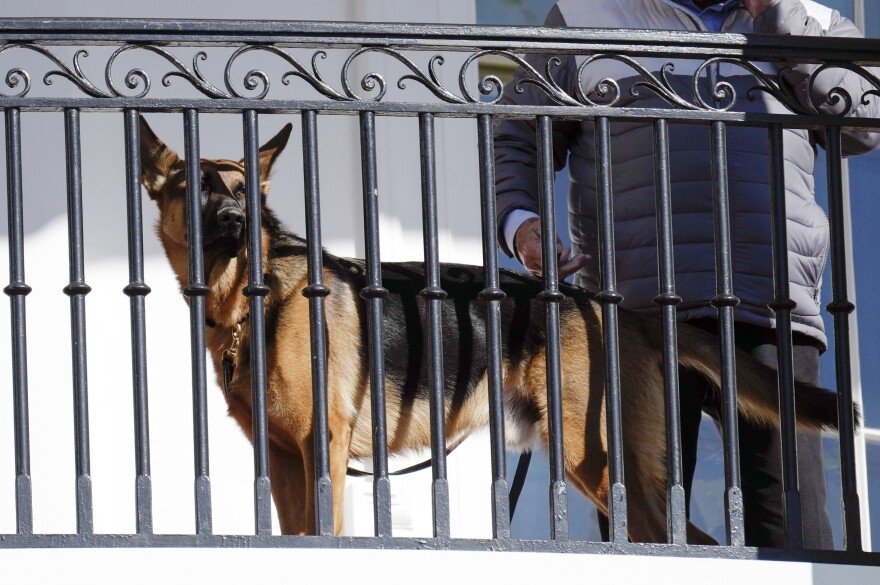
[495,0,880,548]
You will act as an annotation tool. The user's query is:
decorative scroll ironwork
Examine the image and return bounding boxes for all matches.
[694,57,809,114]
[341,46,467,103]
[0,44,111,98]
[107,45,232,99]
[460,50,579,105]
[225,45,348,100]
[577,55,701,109]
[0,40,878,117]
[809,61,880,115]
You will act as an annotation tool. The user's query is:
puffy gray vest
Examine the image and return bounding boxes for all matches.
[494,0,880,347]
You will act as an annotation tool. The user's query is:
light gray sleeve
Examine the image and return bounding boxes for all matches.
[754,0,880,155]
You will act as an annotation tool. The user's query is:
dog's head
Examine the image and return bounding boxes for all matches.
[139,115,292,265]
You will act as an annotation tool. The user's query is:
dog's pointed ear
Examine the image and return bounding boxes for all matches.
[139,115,181,198]
[258,123,293,182]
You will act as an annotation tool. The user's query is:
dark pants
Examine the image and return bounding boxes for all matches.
[599,319,834,549]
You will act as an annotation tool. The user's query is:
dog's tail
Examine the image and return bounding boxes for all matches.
[673,322,858,432]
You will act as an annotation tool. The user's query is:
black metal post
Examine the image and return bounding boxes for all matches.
[242,110,273,536]
[301,109,335,537]
[182,108,213,536]
[709,121,744,547]
[4,107,33,535]
[63,107,94,536]
[825,125,863,553]
[418,112,451,538]
[652,118,686,544]
[122,109,154,535]
[359,110,393,537]
[477,113,511,539]
[594,116,626,544]
[536,115,568,541]
[767,123,803,548]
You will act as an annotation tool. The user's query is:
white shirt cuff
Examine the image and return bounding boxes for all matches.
[503,209,540,263]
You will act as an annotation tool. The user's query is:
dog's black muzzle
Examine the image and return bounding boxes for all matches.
[204,198,246,257]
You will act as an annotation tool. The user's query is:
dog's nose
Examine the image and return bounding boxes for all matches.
[218,206,245,226]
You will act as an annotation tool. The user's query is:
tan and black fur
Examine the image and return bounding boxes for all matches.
[139,116,846,544]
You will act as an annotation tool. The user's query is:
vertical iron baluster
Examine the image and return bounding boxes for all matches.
[359,111,392,537]
[122,109,153,535]
[477,113,510,539]
[4,108,33,535]
[63,108,94,536]
[652,118,686,544]
[709,121,745,547]
[594,116,626,543]
[418,112,451,538]
[767,123,803,548]
[182,109,213,535]
[301,110,334,536]
[242,110,273,536]
[824,125,862,552]
[536,116,568,541]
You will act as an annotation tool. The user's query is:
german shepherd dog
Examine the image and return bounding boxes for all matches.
[138,115,844,544]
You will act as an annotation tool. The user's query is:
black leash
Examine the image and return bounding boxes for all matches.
[346,458,436,478]
[346,435,467,478]
[347,445,534,524]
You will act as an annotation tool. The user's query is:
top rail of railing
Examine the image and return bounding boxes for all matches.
[0,17,877,60]
[0,18,878,125]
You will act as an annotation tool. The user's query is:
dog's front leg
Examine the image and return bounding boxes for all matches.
[328,423,353,536]
[268,430,350,536]
[268,442,312,535]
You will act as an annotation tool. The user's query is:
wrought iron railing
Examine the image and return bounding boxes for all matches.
[1,18,879,566]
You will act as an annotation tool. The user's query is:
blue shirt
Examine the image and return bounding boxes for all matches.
[671,0,743,31]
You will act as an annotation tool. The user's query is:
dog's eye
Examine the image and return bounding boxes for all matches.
[200,174,209,196]
[235,184,246,198]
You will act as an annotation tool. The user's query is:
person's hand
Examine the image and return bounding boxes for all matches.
[743,0,779,18]
[513,217,589,279]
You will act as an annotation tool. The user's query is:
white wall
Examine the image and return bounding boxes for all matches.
[5,547,880,585]
[0,0,492,539]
